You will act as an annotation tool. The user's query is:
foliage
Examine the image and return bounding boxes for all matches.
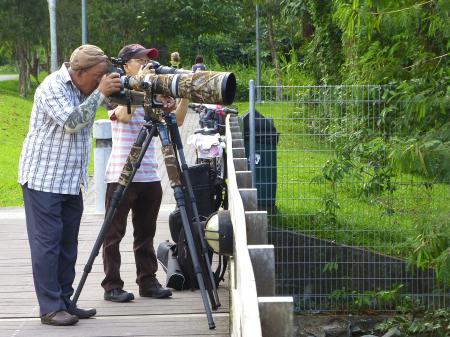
[376,308,450,337]
[329,284,406,311]
[389,126,450,182]
[302,0,344,83]
[0,64,17,74]
[406,215,450,286]
[0,0,49,96]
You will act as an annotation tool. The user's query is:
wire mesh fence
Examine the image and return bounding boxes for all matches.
[244,83,449,312]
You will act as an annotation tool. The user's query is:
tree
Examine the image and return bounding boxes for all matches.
[253,0,283,87]
[0,0,49,97]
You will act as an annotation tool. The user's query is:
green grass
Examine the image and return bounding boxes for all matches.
[0,64,17,74]
[233,101,450,256]
[0,75,109,206]
[0,81,33,206]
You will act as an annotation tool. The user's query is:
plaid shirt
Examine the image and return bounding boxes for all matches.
[105,106,160,183]
[18,64,103,195]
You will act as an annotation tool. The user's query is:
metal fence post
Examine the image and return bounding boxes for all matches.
[93,120,112,214]
[249,80,256,188]
[255,5,261,103]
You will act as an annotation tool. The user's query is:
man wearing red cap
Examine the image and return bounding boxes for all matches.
[18,44,122,326]
[102,44,187,302]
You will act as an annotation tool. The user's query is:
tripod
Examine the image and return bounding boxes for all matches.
[69,105,220,329]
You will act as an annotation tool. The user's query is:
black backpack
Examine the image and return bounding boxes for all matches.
[175,218,228,290]
[162,163,228,290]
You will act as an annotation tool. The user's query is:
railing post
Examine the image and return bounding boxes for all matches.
[245,211,268,244]
[93,120,112,214]
[249,80,256,188]
[248,245,275,296]
[236,171,253,188]
[238,188,258,211]
[258,297,294,337]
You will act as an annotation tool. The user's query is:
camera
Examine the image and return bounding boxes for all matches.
[108,57,236,106]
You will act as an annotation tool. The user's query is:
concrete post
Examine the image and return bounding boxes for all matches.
[93,120,112,214]
[258,297,294,337]
[234,158,248,171]
[230,125,241,133]
[232,147,246,158]
[231,132,243,140]
[248,245,275,296]
[245,211,268,244]
[236,171,253,188]
[232,139,244,148]
[238,188,257,211]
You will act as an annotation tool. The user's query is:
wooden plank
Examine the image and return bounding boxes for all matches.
[0,314,230,337]
[0,109,229,336]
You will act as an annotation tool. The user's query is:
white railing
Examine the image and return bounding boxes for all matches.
[226,114,294,337]
[226,115,262,337]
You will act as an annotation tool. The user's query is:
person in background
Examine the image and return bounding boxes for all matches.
[102,44,188,303]
[170,51,181,69]
[192,54,206,72]
[18,44,122,326]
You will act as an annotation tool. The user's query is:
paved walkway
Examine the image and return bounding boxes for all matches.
[0,109,230,337]
[0,74,18,81]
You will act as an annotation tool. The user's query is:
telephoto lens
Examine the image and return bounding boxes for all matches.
[125,70,236,105]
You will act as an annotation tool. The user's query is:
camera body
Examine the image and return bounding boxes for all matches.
[108,57,236,106]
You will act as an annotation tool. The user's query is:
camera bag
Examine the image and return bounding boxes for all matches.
[162,163,228,290]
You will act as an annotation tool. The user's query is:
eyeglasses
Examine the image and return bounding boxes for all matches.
[128,58,149,65]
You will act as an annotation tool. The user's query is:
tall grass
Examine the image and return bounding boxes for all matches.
[0,75,108,206]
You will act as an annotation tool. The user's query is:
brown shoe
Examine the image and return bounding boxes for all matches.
[139,284,172,298]
[40,310,79,326]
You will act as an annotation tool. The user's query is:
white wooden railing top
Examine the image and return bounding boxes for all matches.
[226,115,262,337]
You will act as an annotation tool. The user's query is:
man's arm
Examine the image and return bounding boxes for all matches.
[64,89,104,133]
[175,98,189,126]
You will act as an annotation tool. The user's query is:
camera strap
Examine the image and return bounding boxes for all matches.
[126,89,132,115]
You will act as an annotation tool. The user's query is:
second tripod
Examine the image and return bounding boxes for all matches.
[70,107,220,329]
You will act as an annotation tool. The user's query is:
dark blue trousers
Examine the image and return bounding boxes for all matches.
[22,184,83,316]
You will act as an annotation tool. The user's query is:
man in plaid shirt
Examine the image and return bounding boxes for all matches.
[18,45,122,326]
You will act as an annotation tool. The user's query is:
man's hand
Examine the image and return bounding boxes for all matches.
[156,95,176,112]
[113,105,135,123]
[137,63,154,77]
[98,73,122,97]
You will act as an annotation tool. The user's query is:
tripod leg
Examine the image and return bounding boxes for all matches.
[159,123,216,329]
[173,187,215,330]
[168,117,221,309]
[69,124,158,310]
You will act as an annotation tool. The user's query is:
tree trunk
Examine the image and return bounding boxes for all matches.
[44,47,50,73]
[17,57,28,98]
[302,11,314,39]
[266,13,283,98]
[15,44,30,98]
[26,46,31,92]
[29,50,40,85]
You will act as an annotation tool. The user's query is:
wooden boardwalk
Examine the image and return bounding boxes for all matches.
[0,110,230,337]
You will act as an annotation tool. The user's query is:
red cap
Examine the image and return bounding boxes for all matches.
[118,44,159,61]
